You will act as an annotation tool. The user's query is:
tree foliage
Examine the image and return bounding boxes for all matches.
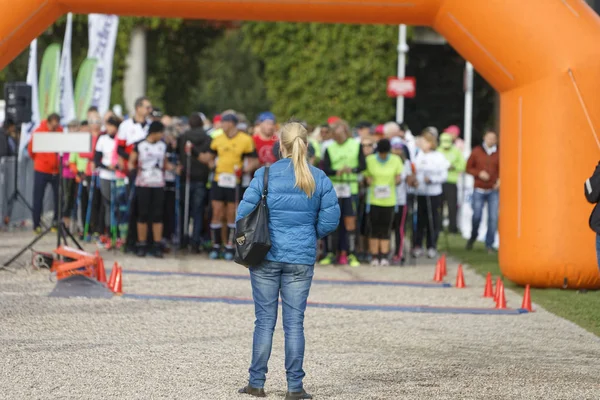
[191,29,271,122]
[241,23,407,125]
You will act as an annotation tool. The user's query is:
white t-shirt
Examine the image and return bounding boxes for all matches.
[134,140,167,188]
[95,134,117,181]
[117,118,150,146]
[413,151,450,197]
[396,159,412,206]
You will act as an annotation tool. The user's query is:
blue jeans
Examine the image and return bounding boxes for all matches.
[471,189,499,248]
[248,261,314,392]
[180,181,206,246]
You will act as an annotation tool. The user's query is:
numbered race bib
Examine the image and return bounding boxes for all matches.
[374,185,392,200]
[218,173,237,189]
[242,174,251,188]
[165,170,176,182]
[141,168,163,185]
[334,183,351,199]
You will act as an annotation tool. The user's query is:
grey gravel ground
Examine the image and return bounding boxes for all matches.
[1,231,600,399]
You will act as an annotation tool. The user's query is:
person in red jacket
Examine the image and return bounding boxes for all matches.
[27,113,62,233]
[466,129,500,252]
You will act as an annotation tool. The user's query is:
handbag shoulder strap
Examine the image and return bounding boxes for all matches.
[262,166,269,197]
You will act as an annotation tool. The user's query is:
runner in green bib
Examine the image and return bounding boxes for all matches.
[363,139,403,266]
[321,120,366,267]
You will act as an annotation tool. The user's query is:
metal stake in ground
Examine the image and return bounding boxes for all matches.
[183,141,192,249]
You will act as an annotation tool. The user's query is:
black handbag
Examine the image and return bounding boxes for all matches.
[234,166,271,267]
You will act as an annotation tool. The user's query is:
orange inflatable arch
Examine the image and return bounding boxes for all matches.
[1,0,600,288]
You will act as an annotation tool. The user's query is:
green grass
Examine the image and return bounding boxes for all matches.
[442,234,600,337]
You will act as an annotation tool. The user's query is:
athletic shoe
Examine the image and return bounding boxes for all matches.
[285,389,313,400]
[338,254,349,265]
[348,254,360,268]
[427,248,438,259]
[380,258,390,267]
[224,249,235,261]
[412,248,424,258]
[319,253,335,266]
[33,227,42,235]
[152,244,164,259]
[209,249,220,260]
[136,244,147,258]
[466,238,475,250]
[392,255,402,265]
[487,247,497,254]
[370,258,380,267]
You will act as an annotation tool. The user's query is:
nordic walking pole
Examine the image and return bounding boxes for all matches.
[183,141,192,249]
[72,179,83,233]
[110,180,117,251]
[83,175,97,241]
[424,182,437,254]
[174,174,181,248]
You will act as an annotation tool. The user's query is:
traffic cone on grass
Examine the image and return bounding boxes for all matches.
[433,260,443,282]
[483,272,494,297]
[107,262,118,290]
[455,264,466,288]
[495,281,507,309]
[521,284,534,312]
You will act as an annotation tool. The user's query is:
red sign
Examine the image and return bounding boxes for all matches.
[387,77,416,98]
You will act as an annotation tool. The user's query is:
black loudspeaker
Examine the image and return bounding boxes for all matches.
[4,82,32,124]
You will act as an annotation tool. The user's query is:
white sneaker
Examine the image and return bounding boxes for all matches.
[427,248,438,259]
[380,258,390,267]
[412,248,424,258]
[370,258,380,267]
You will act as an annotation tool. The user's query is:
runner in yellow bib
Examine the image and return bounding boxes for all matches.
[363,139,403,266]
[207,113,258,260]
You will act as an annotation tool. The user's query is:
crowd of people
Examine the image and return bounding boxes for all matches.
[0,97,500,262]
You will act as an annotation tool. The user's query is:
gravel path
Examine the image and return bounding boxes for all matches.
[1,231,600,399]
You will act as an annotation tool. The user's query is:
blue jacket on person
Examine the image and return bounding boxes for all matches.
[236,158,340,266]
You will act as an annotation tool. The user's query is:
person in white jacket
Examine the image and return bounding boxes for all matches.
[412,131,450,259]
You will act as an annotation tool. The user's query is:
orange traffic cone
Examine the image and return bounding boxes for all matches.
[494,277,502,302]
[483,272,494,297]
[521,284,534,312]
[107,262,118,290]
[113,265,123,295]
[455,264,466,288]
[495,281,507,309]
[440,254,447,277]
[96,257,107,283]
[433,259,443,282]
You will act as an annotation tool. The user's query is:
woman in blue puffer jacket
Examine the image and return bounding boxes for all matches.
[237,121,340,400]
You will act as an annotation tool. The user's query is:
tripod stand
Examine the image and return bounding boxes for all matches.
[3,156,47,228]
[3,152,82,267]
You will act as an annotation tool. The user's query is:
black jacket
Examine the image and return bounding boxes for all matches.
[585,161,600,234]
[177,127,212,183]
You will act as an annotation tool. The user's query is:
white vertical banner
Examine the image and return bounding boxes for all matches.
[58,13,76,126]
[18,39,40,160]
[87,14,119,115]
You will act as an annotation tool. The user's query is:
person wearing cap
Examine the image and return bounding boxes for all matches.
[390,137,413,264]
[438,132,466,234]
[128,121,174,258]
[356,121,373,142]
[320,120,366,267]
[363,138,403,266]
[253,111,278,167]
[177,113,213,253]
[207,113,258,260]
[383,121,417,160]
[444,125,464,152]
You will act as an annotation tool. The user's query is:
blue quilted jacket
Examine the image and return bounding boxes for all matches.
[236,158,340,266]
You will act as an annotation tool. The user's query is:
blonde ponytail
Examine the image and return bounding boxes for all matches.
[280,121,316,197]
